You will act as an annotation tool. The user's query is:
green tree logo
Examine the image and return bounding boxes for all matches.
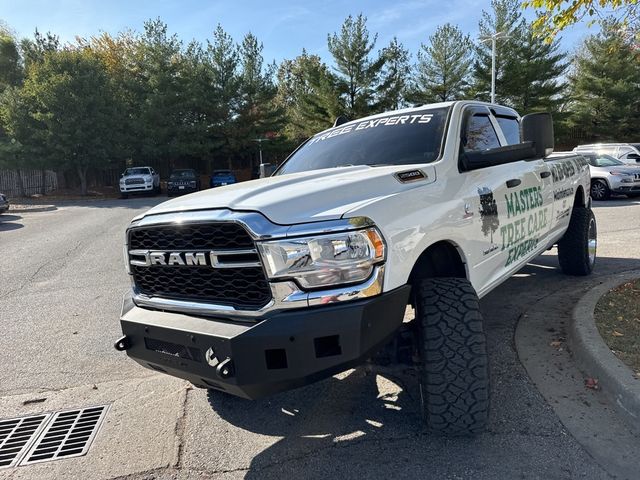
[478,187,499,243]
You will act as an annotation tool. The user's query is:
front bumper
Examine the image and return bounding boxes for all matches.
[120,184,154,193]
[167,185,197,195]
[118,285,410,399]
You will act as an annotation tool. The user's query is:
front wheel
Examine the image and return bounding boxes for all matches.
[414,278,490,435]
[590,179,610,201]
[557,206,597,276]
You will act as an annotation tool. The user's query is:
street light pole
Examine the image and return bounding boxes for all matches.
[480,31,510,104]
[252,138,269,165]
[490,36,496,104]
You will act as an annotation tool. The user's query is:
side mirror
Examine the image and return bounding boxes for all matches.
[259,163,274,178]
[522,113,554,158]
[333,116,349,127]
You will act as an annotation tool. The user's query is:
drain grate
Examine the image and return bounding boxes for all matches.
[0,414,51,469]
[20,405,109,466]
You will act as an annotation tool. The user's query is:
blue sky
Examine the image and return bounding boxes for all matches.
[0,0,596,64]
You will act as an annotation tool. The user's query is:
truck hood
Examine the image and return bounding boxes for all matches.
[140,165,436,225]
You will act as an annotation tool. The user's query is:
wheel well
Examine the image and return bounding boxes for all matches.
[575,185,585,207]
[408,241,467,285]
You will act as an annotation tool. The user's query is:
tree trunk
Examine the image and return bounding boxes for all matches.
[77,166,88,196]
[15,169,25,197]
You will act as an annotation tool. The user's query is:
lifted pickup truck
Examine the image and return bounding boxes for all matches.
[115,101,596,435]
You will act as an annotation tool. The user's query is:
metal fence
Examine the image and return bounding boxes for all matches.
[0,170,58,197]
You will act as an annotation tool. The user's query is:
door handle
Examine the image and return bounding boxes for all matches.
[506,179,521,188]
[540,171,551,179]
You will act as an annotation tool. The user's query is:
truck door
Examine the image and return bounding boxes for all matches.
[459,107,552,294]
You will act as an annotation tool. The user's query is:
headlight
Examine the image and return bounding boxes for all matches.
[257,228,385,289]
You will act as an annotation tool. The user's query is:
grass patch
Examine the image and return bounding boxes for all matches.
[594,279,640,375]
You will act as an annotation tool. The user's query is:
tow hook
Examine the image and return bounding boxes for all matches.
[114,335,131,351]
[216,358,235,379]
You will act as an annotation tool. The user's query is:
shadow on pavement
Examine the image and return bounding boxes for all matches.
[592,197,640,208]
[201,253,638,478]
[14,195,166,210]
[206,367,425,478]
[0,214,24,231]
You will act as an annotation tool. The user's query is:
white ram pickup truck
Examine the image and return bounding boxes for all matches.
[119,166,161,198]
[115,101,596,435]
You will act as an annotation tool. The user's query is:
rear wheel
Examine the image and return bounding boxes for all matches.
[557,206,597,276]
[590,179,610,201]
[414,278,490,435]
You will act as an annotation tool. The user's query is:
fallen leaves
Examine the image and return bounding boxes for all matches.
[612,330,624,337]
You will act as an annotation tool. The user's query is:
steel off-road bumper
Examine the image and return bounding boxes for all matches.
[117,286,410,399]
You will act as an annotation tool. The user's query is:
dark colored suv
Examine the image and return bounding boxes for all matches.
[167,169,200,197]
[209,170,237,188]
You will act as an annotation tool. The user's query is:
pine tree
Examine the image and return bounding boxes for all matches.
[472,0,568,115]
[570,22,640,142]
[276,50,341,140]
[409,23,473,104]
[327,14,385,118]
[377,37,411,110]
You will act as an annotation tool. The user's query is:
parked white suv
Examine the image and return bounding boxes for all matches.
[115,101,595,435]
[119,167,161,198]
[574,143,640,165]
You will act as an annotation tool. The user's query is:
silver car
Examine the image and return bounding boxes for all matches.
[581,152,640,200]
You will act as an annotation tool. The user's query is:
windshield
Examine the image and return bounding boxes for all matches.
[125,167,151,175]
[584,154,624,167]
[277,107,450,175]
[170,170,196,179]
[213,171,234,177]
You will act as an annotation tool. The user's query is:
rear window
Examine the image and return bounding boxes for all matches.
[170,170,196,179]
[277,107,450,175]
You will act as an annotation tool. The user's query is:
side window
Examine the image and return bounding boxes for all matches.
[495,116,520,145]
[618,147,632,159]
[464,115,501,151]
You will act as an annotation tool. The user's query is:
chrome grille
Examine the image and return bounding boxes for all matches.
[125,178,145,185]
[128,222,272,310]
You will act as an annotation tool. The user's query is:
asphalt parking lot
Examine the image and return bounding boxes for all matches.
[0,196,639,479]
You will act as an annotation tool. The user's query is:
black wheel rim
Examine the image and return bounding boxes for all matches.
[591,182,606,200]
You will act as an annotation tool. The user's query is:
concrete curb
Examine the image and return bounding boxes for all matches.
[6,205,57,213]
[569,269,640,431]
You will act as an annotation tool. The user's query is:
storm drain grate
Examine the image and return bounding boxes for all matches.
[0,414,51,469]
[20,405,109,466]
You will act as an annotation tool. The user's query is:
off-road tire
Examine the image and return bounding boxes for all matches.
[557,206,597,276]
[590,179,610,201]
[415,278,489,435]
